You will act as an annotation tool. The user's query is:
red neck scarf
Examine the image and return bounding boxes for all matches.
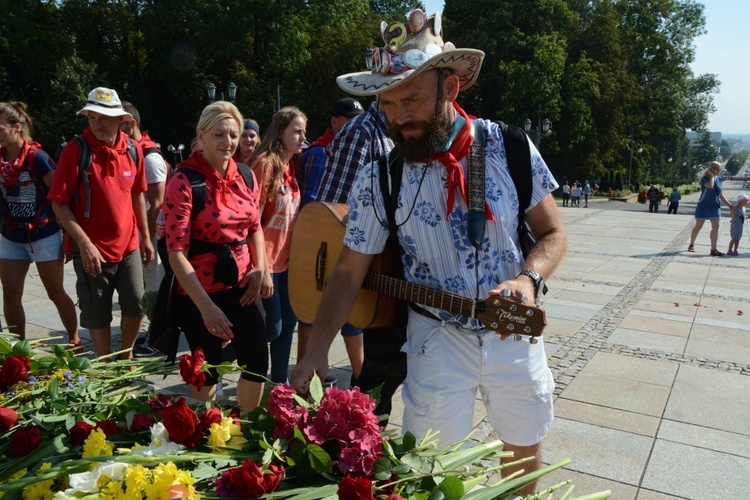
[180,151,240,212]
[429,103,495,221]
[0,140,38,188]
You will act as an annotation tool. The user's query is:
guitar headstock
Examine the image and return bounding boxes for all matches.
[477,296,547,341]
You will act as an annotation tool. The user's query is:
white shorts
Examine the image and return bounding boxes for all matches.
[401,312,555,447]
[0,231,63,263]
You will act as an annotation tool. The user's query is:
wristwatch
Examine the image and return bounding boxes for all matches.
[518,270,545,305]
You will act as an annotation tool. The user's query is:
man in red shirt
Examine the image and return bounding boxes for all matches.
[49,87,154,358]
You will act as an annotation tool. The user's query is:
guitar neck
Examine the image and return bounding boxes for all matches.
[363,272,477,318]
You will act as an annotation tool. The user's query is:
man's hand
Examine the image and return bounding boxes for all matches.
[488,276,536,340]
[79,240,106,276]
[140,238,155,267]
[290,349,330,395]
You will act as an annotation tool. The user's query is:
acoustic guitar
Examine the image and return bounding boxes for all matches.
[288,202,547,340]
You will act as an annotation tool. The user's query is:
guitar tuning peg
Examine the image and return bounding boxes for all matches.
[529,337,539,345]
[512,334,522,341]
[526,309,534,316]
[523,326,532,334]
[493,298,500,306]
[506,324,515,331]
[510,304,518,312]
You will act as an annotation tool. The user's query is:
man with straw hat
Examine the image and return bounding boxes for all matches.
[291,11,567,492]
[49,87,153,359]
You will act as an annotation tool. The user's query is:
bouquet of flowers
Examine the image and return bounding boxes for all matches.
[0,337,610,499]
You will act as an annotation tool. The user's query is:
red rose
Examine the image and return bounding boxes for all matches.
[200,407,223,430]
[95,420,120,437]
[337,476,374,500]
[0,355,31,390]
[229,460,266,498]
[179,348,206,391]
[263,463,285,494]
[0,407,18,432]
[162,397,202,447]
[10,425,42,456]
[130,414,156,433]
[70,421,94,446]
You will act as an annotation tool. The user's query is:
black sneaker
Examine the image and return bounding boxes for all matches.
[133,342,162,358]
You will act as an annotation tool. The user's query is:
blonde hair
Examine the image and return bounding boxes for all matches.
[196,101,243,137]
[0,101,33,141]
[250,106,307,200]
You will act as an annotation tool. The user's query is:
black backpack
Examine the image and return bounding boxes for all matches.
[148,163,255,362]
[142,145,174,178]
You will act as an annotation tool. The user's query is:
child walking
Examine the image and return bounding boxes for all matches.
[727,193,749,256]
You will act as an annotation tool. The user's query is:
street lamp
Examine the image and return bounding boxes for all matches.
[523,114,552,147]
[628,139,643,191]
[207,82,237,103]
[168,144,185,164]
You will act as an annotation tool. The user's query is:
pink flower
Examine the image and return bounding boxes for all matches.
[268,384,308,440]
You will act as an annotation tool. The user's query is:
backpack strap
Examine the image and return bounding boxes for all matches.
[236,163,254,191]
[179,168,208,221]
[378,148,403,238]
[72,136,92,218]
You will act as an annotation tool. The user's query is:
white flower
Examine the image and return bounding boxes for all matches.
[131,422,186,456]
[64,461,129,494]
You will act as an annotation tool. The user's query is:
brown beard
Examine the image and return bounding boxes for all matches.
[388,101,452,163]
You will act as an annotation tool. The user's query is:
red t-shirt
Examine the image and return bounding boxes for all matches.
[48,128,146,262]
[252,155,300,273]
[163,152,261,294]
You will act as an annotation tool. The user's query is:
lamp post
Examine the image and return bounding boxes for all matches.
[523,112,552,147]
[628,138,643,191]
[168,144,185,164]
[207,82,237,103]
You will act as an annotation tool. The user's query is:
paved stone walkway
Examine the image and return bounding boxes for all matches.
[5,181,749,499]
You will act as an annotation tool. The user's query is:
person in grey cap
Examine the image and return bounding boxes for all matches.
[48,87,154,359]
[291,11,567,494]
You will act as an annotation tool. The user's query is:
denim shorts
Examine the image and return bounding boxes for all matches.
[74,249,144,329]
[0,231,63,263]
[401,313,555,448]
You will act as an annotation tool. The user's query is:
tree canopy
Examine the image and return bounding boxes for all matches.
[0,0,722,186]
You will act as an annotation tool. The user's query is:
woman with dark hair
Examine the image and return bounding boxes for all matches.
[0,101,79,346]
[250,106,307,383]
[162,100,271,412]
[234,119,261,164]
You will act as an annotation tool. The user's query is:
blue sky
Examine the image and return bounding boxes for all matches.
[423,1,748,134]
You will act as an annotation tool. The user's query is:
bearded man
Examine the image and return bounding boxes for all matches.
[290,11,567,494]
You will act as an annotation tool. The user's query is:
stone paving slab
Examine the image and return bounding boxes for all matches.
[641,440,750,498]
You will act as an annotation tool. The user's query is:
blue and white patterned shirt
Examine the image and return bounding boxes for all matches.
[344,119,558,329]
[317,102,393,204]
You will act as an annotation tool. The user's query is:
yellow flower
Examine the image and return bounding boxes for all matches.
[124,464,149,494]
[144,463,198,500]
[99,480,129,500]
[22,463,54,500]
[208,417,247,453]
[82,428,114,459]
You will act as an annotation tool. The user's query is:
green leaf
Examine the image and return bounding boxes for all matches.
[11,340,32,358]
[68,357,91,371]
[47,377,59,399]
[52,344,67,357]
[437,476,464,500]
[393,463,411,475]
[306,443,332,473]
[426,489,446,500]
[402,432,417,452]
[0,336,13,354]
[373,471,391,481]
[309,373,324,404]
[214,362,235,375]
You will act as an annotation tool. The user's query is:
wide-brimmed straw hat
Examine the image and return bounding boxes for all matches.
[336,10,484,96]
[77,87,132,119]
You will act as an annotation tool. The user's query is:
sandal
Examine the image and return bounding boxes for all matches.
[710,249,725,257]
[687,245,695,252]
